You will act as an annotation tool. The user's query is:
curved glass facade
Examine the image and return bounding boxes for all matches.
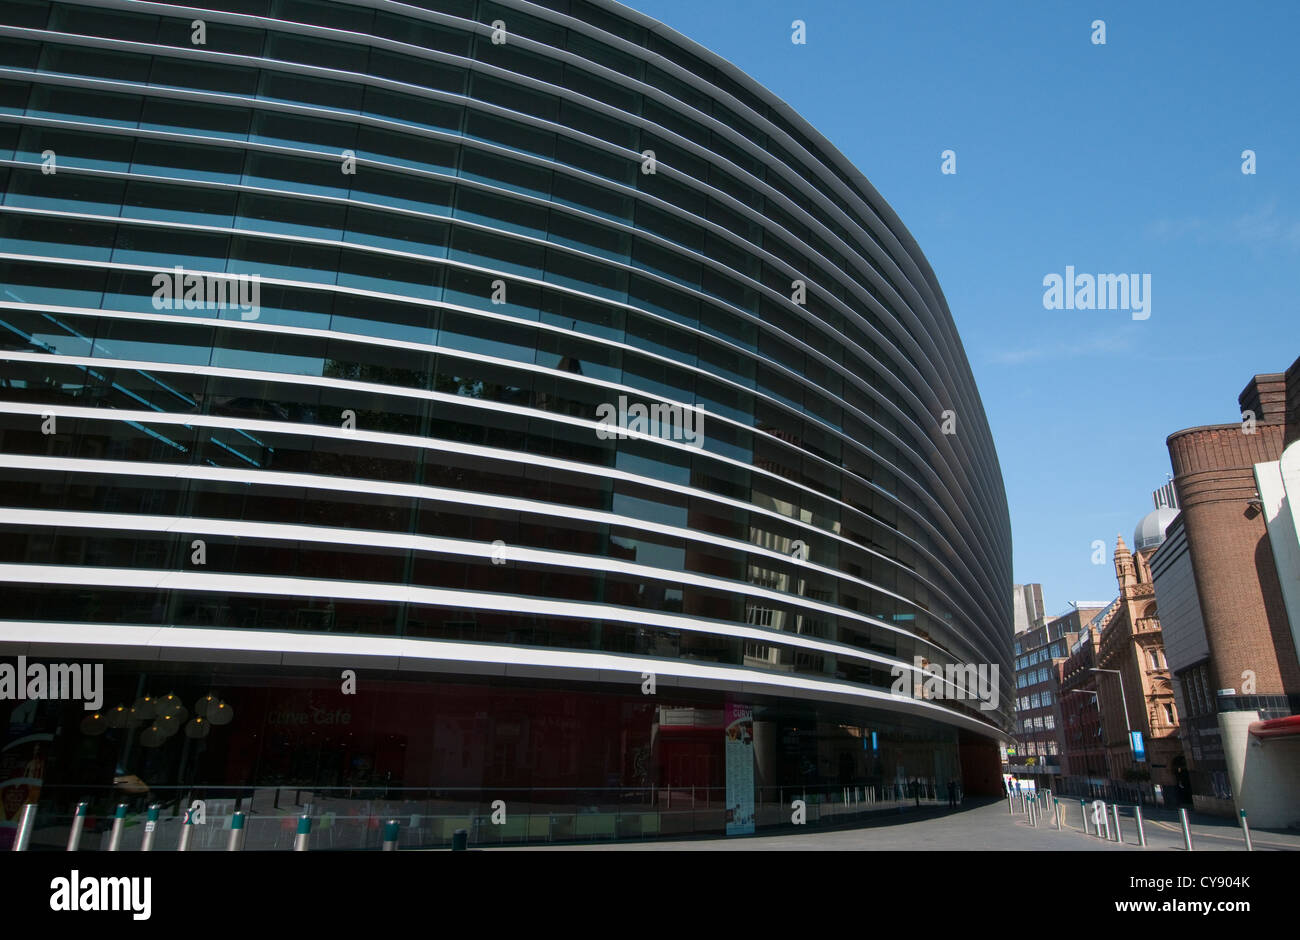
[0,0,1012,844]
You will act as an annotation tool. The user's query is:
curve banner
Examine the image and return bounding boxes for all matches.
[725,702,754,835]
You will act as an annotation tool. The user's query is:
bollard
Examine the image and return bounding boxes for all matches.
[227,811,247,851]
[382,819,400,851]
[1111,803,1122,843]
[1008,793,1014,815]
[294,815,311,852]
[1091,801,1105,839]
[1080,800,1089,834]
[1179,808,1193,851]
[141,804,160,852]
[178,807,195,852]
[452,828,468,851]
[12,804,38,851]
[1134,804,1146,847]
[1053,798,1060,829]
[66,802,88,852]
[1239,809,1253,852]
[107,804,128,852]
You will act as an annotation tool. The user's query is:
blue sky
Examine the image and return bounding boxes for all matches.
[626,0,1300,613]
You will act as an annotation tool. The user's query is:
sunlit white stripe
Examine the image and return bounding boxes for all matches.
[0,226,1001,635]
[0,561,935,680]
[0,398,983,635]
[0,452,968,663]
[0,338,988,597]
[0,619,1006,738]
[0,506,926,658]
[0,97,1003,576]
[0,302,995,649]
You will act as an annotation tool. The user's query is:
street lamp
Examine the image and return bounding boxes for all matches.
[1062,688,1104,796]
[1090,667,1132,736]
[1091,666,1139,801]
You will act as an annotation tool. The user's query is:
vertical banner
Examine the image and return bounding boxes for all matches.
[1130,730,1146,762]
[724,702,754,835]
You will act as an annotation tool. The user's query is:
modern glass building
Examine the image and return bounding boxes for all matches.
[0,0,1012,846]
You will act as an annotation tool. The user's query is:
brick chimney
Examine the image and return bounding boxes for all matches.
[1286,356,1300,447]
[1238,371,1287,424]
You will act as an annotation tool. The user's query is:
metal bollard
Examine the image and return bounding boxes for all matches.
[1134,804,1146,846]
[1008,793,1014,814]
[178,809,195,852]
[1111,803,1122,843]
[107,804,128,852]
[141,804,160,852]
[12,804,38,851]
[1239,809,1253,852]
[1081,800,1089,834]
[1179,807,1194,851]
[382,819,400,851]
[294,815,311,852]
[227,811,247,851]
[66,802,88,852]
[1053,798,1060,829]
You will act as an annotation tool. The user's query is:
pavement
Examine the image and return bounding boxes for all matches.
[493,797,1300,850]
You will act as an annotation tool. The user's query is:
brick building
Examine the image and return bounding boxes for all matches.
[1096,529,1183,799]
[1152,362,1300,825]
[1059,608,1111,797]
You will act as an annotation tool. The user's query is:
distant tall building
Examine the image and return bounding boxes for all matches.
[1153,479,1179,512]
[1006,604,1105,790]
[1013,584,1046,635]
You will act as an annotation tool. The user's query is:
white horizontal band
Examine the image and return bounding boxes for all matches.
[0,560,940,680]
[0,452,966,664]
[0,248,1002,634]
[0,619,1004,739]
[0,505,906,660]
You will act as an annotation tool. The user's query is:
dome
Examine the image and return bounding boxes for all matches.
[1134,506,1179,552]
